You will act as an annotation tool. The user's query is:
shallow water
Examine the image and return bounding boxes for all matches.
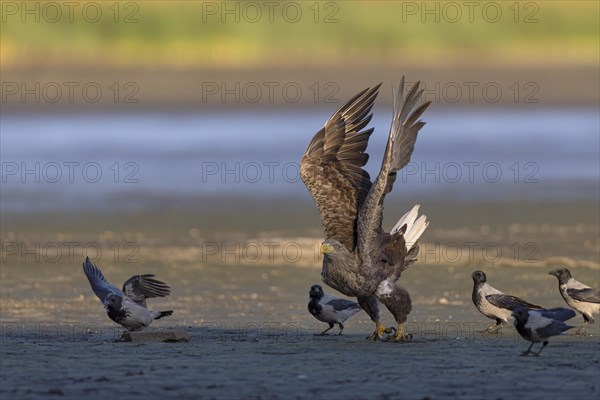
[1,108,598,212]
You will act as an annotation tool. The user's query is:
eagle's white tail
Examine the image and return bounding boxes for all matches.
[391,204,429,252]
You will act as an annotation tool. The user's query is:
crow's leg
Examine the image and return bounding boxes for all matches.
[478,322,497,333]
[490,320,506,334]
[575,315,593,335]
[533,341,549,356]
[520,342,535,356]
[316,323,334,336]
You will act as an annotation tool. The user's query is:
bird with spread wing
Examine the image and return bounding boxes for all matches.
[83,256,173,331]
[300,77,430,341]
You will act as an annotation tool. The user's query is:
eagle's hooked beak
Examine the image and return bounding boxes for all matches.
[320,243,334,255]
[548,270,558,276]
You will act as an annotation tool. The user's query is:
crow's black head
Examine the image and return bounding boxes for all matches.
[512,307,529,324]
[471,270,487,284]
[309,284,324,300]
[548,268,572,284]
[104,293,123,310]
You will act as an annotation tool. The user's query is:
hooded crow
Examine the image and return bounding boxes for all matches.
[472,270,542,333]
[549,267,600,335]
[512,307,576,356]
[83,257,173,331]
[308,284,362,335]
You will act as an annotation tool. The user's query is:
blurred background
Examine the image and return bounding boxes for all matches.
[1,1,598,328]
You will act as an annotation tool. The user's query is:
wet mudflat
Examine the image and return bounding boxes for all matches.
[1,202,599,399]
[1,325,599,400]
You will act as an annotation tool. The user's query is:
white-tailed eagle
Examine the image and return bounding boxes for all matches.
[300,77,430,341]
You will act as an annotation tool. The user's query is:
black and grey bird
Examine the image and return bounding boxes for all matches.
[512,307,576,356]
[83,257,173,331]
[549,267,600,335]
[472,270,542,333]
[308,284,362,335]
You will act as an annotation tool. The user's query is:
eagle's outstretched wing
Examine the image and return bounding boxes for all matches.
[300,84,381,251]
[122,274,171,308]
[378,78,431,204]
[357,77,430,257]
[82,257,122,303]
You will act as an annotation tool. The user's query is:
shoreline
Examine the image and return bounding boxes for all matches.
[2,64,599,112]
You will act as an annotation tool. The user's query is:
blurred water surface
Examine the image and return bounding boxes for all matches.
[1,108,598,212]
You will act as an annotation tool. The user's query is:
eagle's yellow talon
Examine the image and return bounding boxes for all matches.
[366,321,387,340]
[387,324,411,342]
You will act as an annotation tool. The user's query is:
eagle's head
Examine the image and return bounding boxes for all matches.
[319,239,347,256]
[320,242,334,255]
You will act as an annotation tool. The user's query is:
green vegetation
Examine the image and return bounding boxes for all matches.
[1,1,598,67]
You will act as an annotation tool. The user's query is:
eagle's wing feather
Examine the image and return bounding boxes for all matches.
[357,77,430,258]
[82,257,122,303]
[300,84,381,251]
[122,275,171,308]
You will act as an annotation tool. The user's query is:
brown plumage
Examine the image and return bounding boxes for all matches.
[301,85,378,251]
[301,77,431,341]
